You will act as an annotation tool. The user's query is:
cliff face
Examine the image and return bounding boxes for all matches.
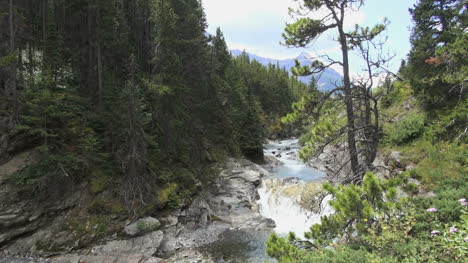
[0,143,87,255]
[0,130,43,247]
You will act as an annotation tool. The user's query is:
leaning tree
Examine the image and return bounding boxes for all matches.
[283,0,394,183]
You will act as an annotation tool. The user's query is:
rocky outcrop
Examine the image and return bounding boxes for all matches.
[90,230,163,256]
[158,158,274,256]
[1,157,273,262]
[263,155,282,172]
[49,230,166,262]
[52,254,163,263]
[0,148,81,250]
[163,249,215,263]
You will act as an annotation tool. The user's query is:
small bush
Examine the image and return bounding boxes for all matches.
[385,112,426,145]
[136,220,160,233]
[380,81,413,108]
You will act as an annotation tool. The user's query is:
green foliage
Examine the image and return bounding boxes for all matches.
[385,112,426,145]
[411,177,467,235]
[10,153,85,200]
[17,73,97,152]
[6,0,309,214]
[435,210,468,260]
[0,53,17,66]
[282,80,347,161]
[11,153,83,186]
[425,102,468,142]
[136,219,160,233]
[167,190,193,209]
[306,173,401,245]
[379,81,413,108]
[283,18,329,47]
[63,215,116,242]
[267,173,468,263]
[89,170,113,194]
[386,139,467,187]
[88,196,125,215]
[407,0,467,108]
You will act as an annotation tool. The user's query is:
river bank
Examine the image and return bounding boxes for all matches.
[1,139,330,263]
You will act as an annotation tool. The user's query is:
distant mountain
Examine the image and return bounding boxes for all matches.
[230,49,342,91]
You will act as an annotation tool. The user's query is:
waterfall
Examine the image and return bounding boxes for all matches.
[259,139,333,238]
[257,179,333,237]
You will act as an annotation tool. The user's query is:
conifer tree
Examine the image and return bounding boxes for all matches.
[282,0,390,181]
[407,0,467,107]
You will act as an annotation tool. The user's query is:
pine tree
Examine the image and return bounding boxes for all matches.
[282,0,388,181]
[407,0,467,107]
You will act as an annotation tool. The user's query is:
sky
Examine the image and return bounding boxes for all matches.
[202,0,419,75]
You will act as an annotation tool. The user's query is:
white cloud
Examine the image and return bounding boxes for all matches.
[202,0,295,30]
[202,0,366,73]
[203,0,365,30]
[343,8,366,28]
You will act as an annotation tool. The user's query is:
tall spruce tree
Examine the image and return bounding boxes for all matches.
[407,0,467,107]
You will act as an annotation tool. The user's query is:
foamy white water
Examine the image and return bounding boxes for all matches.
[259,139,333,237]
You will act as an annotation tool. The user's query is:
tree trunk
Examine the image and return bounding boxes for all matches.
[338,25,360,178]
[96,1,103,110]
[87,1,94,100]
[8,0,18,124]
[363,88,374,169]
[42,0,48,46]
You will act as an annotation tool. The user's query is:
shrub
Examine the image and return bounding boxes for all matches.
[266,173,468,263]
[380,81,413,108]
[385,112,425,145]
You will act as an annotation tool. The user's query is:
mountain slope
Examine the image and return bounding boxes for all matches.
[231,50,342,91]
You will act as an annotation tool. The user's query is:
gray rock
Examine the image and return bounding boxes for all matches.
[91,230,163,257]
[282,177,300,184]
[390,151,401,163]
[260,218,276,228]
[165,248,215,263]
[160,214,178,227]
[124,217,161,236]
[158,158,273,255]
[51,254,164,263]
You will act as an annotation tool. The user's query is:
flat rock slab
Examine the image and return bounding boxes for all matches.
[90,230,163,257]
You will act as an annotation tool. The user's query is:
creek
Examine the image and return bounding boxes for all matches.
[200,139,332,262]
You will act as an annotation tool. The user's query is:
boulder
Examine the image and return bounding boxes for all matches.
[387,151,405,169]
[260,218,276,228]
[264,156,282,166]
[124,217,161,237]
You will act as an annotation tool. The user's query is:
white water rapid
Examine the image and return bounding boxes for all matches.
[258,139,333,237]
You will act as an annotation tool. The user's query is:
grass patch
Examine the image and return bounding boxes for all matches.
[89,169,113,194]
